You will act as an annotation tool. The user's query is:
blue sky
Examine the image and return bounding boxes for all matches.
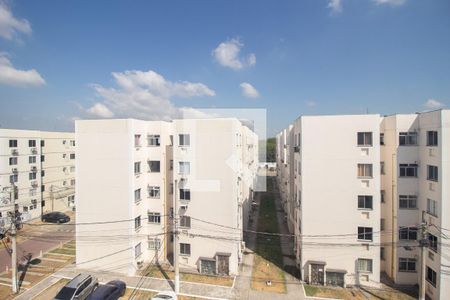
[0,0,449,137]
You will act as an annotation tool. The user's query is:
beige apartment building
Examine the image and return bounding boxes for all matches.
[75,118,258,276]
[277,110,450,299]
[0,129,75,224]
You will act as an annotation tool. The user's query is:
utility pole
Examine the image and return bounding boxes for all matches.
[173,179,179,294]
[10,184,18,294]
[419,210,428,300]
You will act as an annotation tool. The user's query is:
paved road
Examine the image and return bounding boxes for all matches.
[0,220,74,271]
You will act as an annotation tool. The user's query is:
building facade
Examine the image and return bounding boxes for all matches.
[75,118,258,276]
[277,110,450,299]
[0,129,75,225]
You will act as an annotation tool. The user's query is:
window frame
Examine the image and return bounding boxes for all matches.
[357,227,373,241]
[427,165,438,182]
[398,258,416,272]
[399,164,418,177]
[399,132,418,146]
[179,161,190,175]
[357,195,373,210]
[148,186,161,199]
[426,131,438,146]
[147,134,161,147]
[357,132,373,147]
[180,243,191,256]
[148,212,161,224]
[399,195,417,209]
[357,164,373,178]
[178,134,190,147]
[357,258,373,273]
[148,160,161,173]
[426,198,438,217]
[180,215,191,228]
[180,188,191,201]
[426,266,437,287]
[399,227,418,240]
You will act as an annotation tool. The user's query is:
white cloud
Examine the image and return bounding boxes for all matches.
[373,0,406,6]
[240,82,259,98]
[87,103,114,118]
[86,69,215,120]
[0,54,45,86]
[212,38,256,70]
[424,99,445,110]
[0,2,31,40]
[328,0,342,13]
[306,100,317,107]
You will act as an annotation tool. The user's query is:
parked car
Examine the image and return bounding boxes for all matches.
[42,212,70,223]
[54,273,98,300]
[151,291,177,300]
[87,280,126,300]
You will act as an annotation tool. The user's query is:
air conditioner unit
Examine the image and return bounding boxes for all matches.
[180,204,188,210]
[136,260,144,269]
[31,148,38,154]
[31,166,37,172]
[11,149,19,156]
[31,181,38,187]
[12,168,18,174]
[181,229,188,235]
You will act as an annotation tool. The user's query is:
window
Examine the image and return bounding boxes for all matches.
[426,266,437,287]
[29,172,37,180]
[380,133,385,145]
[148,161,160,172]
[70,166,75,172]
[134,216,141,230]
[70,179,75,186]
[399,195,417,209]
[31,199,37,210]
[134,162,141,174]
[427,131,438,146]
[9,157,17,165]
[381,190,385,203]
[357,164,373,178]
[70,140,75,146]
[169,183,174,194]
[399,132,417,146]
[427,199,438,217]
[169,160,173,171]
[380,219,385,231]
[40,140,45,147]
[427,165,438,182]
[9,139,17,147]
[399,227,417,240]
[399,164,418,177]
[180,216,191,228]
[179,134,190,146]
[380,247,385,260]
[135,243,142,259]
[148,186,160,199]
[134,189,141,202]
[29,156,36,164]
[63,154,67,159]
[41,185,45,192]
[380,162,385,175]
[28,140,36,147]
[29,188,37,197]
[147,135,160,146]
[428,233,438,253]
[180,243,191,256]
[180,189,191,201]
[358,195,373,209]
[179,161,190,175]
[399,258,416,272]
[10,174,18,183]
[41,155,45,162]
[148,212,161,224]
[148,238,161,250]
[357,132,373,146]
[134,134,141,147]
[357,259,373,273]
[41,170,45,177]
[62,140,67,145]
[70,153,75,160]
[358,227,373,241]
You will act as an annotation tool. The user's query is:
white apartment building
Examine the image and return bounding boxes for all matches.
[0,129,75,224]
[277,110,450,299]
[75,118,258,276]
[380,111,450,300]
[277,114,381,288]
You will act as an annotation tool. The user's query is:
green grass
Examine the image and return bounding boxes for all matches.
[50,248,75,255]
[304,284,320,296]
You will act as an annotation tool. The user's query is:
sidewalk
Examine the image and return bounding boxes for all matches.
[50,266,234,299]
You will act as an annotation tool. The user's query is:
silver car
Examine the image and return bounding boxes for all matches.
[54,273,98,300]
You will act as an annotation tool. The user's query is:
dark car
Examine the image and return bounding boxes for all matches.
[42,212,70,223]
[87,280,126,300]
[54,273,98,300]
